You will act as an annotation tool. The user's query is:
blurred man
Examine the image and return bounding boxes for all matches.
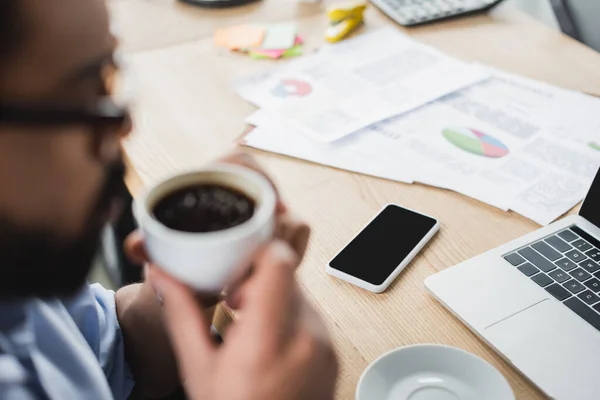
[0,1,338,399]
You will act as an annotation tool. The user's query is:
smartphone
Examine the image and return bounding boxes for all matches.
[326,204,439,293]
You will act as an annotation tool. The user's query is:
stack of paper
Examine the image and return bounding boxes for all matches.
[236,28,489,142]
[235,28,600,225]
[214,23,303,59]
[240,66,600,225]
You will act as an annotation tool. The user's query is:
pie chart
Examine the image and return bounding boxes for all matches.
[589,141,600,151]
[270,79,312,98]
[443,127,509,158]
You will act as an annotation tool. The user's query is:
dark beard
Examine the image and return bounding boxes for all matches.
[0,161,127,299]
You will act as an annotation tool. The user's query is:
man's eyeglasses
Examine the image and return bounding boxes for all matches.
[0,59,131,130]
[0,98,128,128]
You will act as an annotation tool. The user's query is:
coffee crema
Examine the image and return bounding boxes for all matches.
[152,184,256,233]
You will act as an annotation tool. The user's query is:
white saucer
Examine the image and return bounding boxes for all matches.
[356,344,515,400]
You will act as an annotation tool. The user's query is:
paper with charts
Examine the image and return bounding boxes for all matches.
[236,27,489,142]
[240,66,600,226]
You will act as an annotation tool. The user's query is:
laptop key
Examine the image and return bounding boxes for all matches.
[565,249,586,262]
[503,253,525,266]
[532,241,562,261]
[585,278,600,293]
[564,279,586,294]
[546,283,571,301]
[565,297,600,332]
[572,239,593,252]
[555,258,577,271]
[586,248,600,262]
[578,290,600,305]
[570,268,592,282]
[518,247,556,273]
[579,259,600,274]
[558,229,579,242]
[517,263,539,277]
[545,235,573,253]
[531,273,553,287]
[549,269,570,283]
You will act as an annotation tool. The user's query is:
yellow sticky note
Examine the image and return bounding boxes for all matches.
[214,25,266,50]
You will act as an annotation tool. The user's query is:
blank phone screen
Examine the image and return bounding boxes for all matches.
[329,205,437,285]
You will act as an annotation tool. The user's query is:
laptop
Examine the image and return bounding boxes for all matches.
[425,167,600,400]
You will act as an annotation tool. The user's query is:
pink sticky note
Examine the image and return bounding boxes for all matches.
[250,36,304,59]
[251,48,286,59]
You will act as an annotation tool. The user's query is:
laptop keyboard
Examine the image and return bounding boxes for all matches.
[503,226,600,332]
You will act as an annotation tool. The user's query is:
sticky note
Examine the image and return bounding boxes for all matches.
[250,48,286,59]
[282,44,303,58]
[260,23,297,50]
[214,27,232,47]
[214,25,266,50]
[248,36,304,59]
[249,44,303,60]
[249,52,271,60]
[293,36,304,46]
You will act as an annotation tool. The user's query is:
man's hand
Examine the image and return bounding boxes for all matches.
[148,241,339,400]
[125,152,311,269]
[214,152,311,258]
[118,152,313,398]
[124,152,311,308]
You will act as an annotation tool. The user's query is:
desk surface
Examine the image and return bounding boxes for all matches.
[112,1,600,398]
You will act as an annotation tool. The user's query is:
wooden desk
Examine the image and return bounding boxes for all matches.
[111,1,600,398]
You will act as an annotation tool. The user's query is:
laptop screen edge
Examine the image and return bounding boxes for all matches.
[580,167,600,227]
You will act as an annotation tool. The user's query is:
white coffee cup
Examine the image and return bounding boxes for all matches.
[133,164,277,293]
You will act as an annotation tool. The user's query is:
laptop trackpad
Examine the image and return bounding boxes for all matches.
[485,299,600,400]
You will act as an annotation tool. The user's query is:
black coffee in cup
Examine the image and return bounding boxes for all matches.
[152,184,256,233]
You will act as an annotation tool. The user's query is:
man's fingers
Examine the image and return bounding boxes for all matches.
[298,298,333,348]
[124,231,149,265]
[217,151,264,174]
[216,152,287,214]
[223,265,254,310]
[239,241,300,345]
[275,213,310,263]
[147,267,216,380]
[227,214,309,310]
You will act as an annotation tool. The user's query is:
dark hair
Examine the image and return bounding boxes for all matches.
[0,2,21,62]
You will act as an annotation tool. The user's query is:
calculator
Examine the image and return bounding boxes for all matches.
[370,0,506,26]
